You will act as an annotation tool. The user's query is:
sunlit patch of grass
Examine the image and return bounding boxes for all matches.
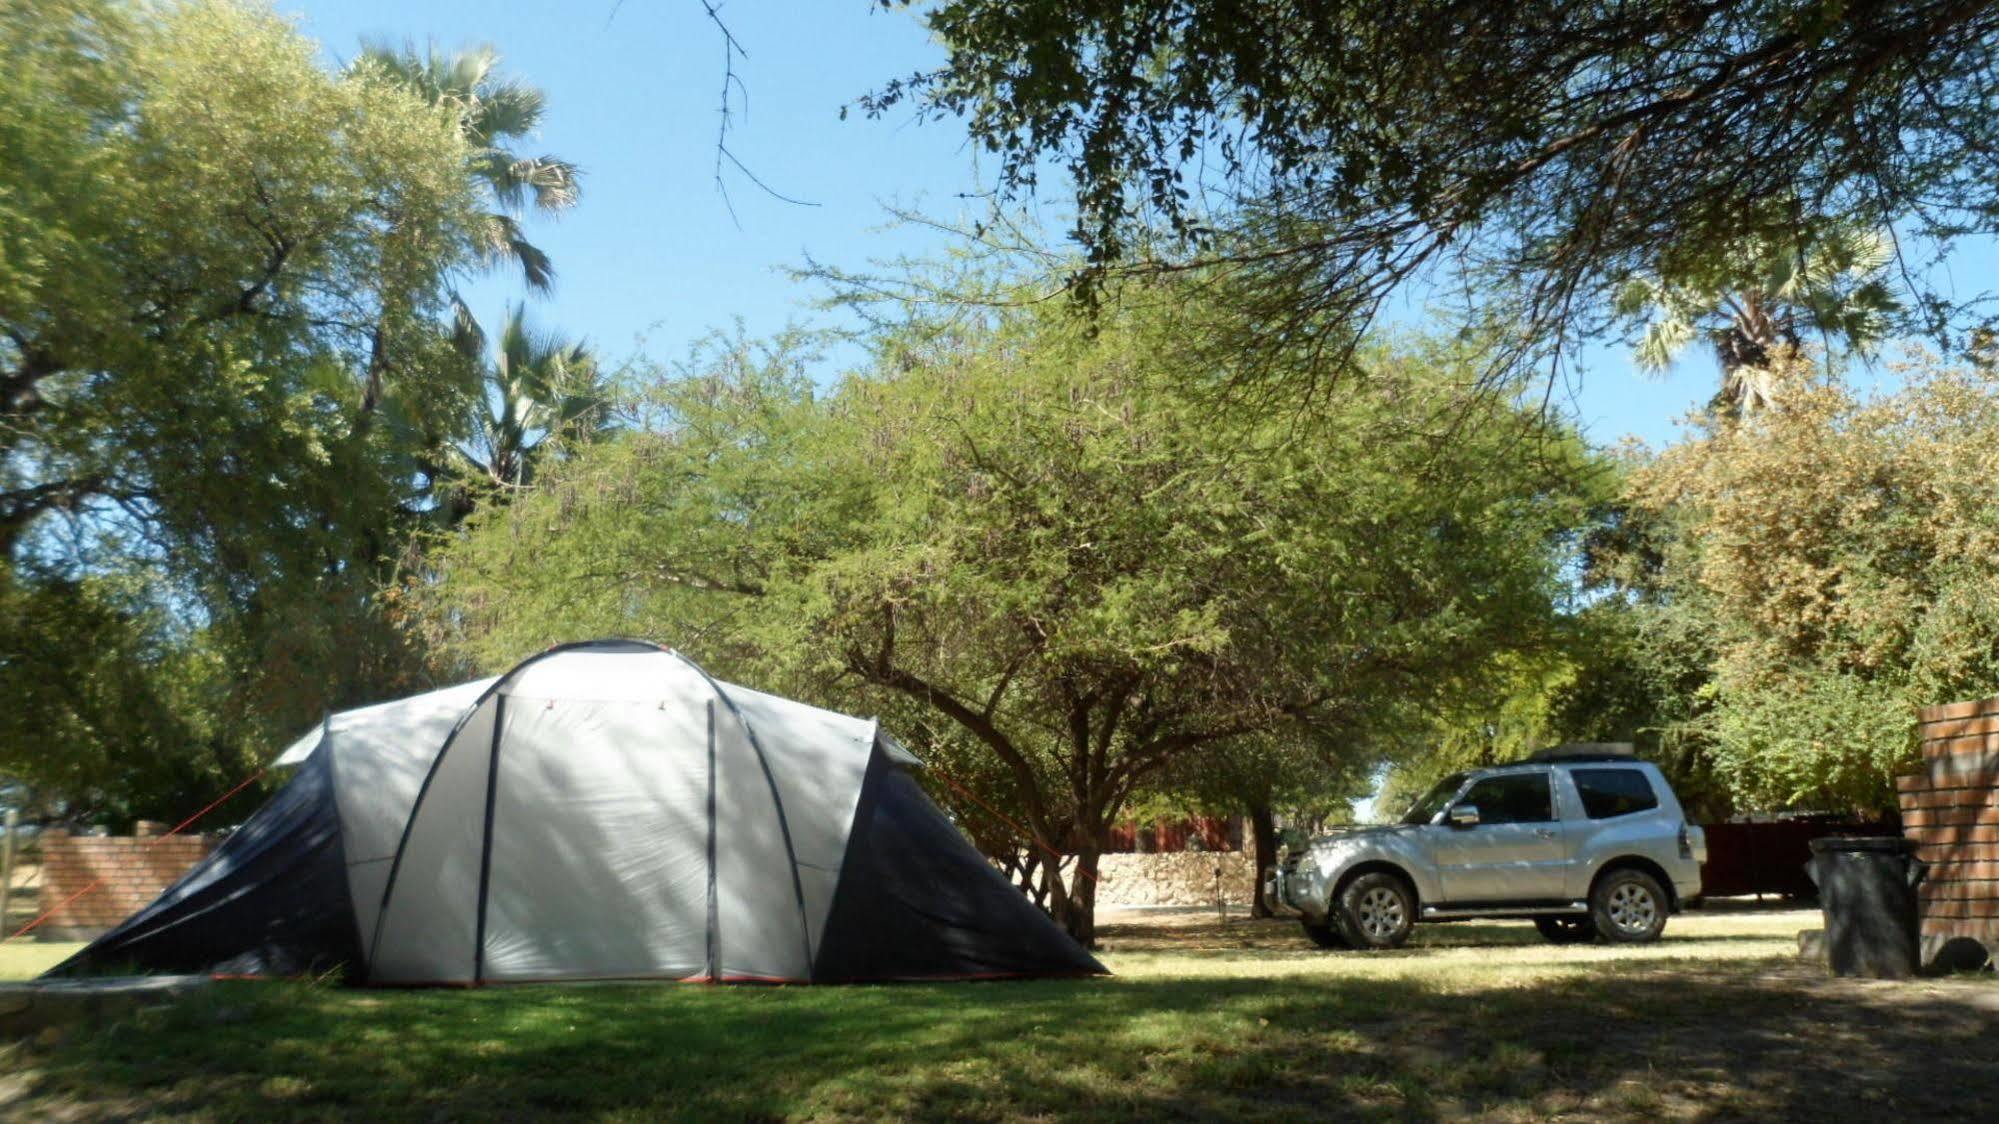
[0,942,82,981]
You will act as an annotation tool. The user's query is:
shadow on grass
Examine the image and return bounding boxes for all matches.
[7,956,1997,1122]
[1096,917,1796,957]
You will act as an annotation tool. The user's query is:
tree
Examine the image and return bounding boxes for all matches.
[0,565,240,826]
[1,0,481,565]
[1369,651,1581,826]
[445,305,608,513]
[358,40,581,294]
[1617,221,1901,416]
[423,292,1599,944]
[1600,353,1999,812]
[866,1,1999,386]
[0,0,485,816]
[1142,732,1374,916]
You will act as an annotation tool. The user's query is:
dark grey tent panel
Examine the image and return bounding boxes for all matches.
[813,743,1106,980]
[42,639,1103,985]
[48,747,361,978]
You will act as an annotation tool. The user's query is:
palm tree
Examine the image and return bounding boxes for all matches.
[454,305,609,498]
[358,41,580,293]
[1616,222,1900,417]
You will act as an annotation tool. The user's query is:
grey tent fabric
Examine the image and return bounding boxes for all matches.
[46,639,1104,985]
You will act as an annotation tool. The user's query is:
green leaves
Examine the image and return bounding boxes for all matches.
[1,0,491,817]
[358,39,582,293]
[1616,217,1904,411]
[872,1,1999,396]
[1605,356,1999,812]
[424,280,1598,937]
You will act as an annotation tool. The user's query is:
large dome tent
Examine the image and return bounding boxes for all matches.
[48,640,1102,984]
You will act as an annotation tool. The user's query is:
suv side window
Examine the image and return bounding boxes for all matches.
[1458,772,1553,824]
[1571,768,1659,819]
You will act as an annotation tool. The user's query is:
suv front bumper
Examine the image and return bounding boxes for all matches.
[1264,863,1327,920]
[1263,866,1301,918]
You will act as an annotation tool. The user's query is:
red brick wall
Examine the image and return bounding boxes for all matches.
[1105,815,1241,854]
[1901,697,1999,950]
[37,831,215,932]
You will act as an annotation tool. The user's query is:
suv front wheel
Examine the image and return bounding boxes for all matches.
[1590,868,1668,944]
[1334,872,1414,950]
[1301,920,1349,949]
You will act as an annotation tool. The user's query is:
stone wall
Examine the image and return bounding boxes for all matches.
[36,832,215,941]
[1097,850,1259,907]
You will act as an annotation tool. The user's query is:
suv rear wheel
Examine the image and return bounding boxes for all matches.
[1533,916,1597,944]
[1334,872,1414,950]
[1590,868,1668,943]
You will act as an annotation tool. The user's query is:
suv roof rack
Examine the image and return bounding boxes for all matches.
[1525,742,1636,763]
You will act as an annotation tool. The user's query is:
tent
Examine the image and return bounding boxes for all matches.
[49,640,1103,984]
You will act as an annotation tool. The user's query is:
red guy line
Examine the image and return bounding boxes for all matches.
[927,767,1103,884]
[5,768,267,942]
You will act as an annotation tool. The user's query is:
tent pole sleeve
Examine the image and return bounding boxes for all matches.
[669,651,815,972]
[704,699,720,981]
[366,639,678,981]
[472,695,506,984]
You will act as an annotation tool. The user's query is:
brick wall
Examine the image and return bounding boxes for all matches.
[36,831,215,939]
[1105,815,1243,854]
[1900,697,1999,957]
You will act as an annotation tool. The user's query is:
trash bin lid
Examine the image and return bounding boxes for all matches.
[1808,834,1915,854]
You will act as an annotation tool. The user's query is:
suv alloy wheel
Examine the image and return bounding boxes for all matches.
[1334,872,1414,950]
[1590,868,1668,943]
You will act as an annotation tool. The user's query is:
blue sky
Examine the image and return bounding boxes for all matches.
[289,0,1773,449]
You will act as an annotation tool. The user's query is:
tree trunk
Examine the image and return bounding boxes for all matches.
[1248,802,1278,919]
[1055,846,1102,948]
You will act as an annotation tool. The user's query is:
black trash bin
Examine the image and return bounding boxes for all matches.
[1807,836,1926,979]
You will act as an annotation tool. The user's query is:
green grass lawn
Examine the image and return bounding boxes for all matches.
[2,908,1995,1121]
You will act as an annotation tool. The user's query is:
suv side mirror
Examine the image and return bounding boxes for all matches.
[1448,804,1481,828]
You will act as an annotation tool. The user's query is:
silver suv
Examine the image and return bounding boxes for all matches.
[1264,747,1706,949]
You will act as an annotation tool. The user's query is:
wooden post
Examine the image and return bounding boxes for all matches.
[0,808,18,931]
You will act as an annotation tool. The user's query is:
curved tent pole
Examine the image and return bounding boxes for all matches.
[666,648,817,976]
[367,638,816,983]
[365,638,654,982]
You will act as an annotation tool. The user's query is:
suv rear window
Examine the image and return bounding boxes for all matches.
[1458,772,1553,824]
[1572,768,1658,819]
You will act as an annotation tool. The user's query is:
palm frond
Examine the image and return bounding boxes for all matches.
[470,79,547,146]
[1634,315,1697,373]
[449,296,485,361]
[472,212,557,291]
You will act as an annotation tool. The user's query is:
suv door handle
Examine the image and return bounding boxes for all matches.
[1534,828,1557,839]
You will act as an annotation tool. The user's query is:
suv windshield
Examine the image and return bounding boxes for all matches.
[1400,772,1467,825]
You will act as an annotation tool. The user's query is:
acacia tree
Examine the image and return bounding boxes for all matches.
[1,0,482,560]
[1600,353,1999,812]
[0,0,484,818]
[426,292,1597,943]
[866,1,1999,385]
[1141,731,1376,916]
